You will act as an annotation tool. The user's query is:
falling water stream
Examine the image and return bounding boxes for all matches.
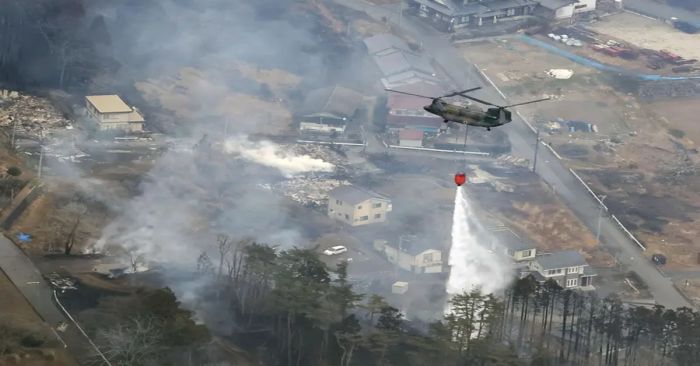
[446,186,512,297]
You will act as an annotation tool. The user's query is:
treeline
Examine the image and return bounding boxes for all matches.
[0,0,112,89]
[196,238,700,366]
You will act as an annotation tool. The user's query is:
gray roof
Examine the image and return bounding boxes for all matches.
[301,86,363,119]
[536,250,588,270]
[491,228,534,251]
[387,235,438,256]
[381,71,440,89]
[374,49,436,78]
[538,0,575,10]
[329,185,389,205]
[363,33,411,55]
[414,0,537,16]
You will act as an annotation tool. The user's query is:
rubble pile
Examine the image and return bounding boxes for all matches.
[0,91,70,139]
[272,177,349,207]
[291,143,345,166]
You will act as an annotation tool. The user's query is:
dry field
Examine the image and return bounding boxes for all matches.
[459,38,700,269]
[589,12,700,61]
[135,65,297,135]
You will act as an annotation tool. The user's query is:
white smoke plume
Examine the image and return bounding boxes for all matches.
[446,186,512,295]
[223,136,335,177]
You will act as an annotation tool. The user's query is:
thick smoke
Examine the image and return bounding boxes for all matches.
[447,187,512,295]
[93,135,335,263]
[224,136,334,177]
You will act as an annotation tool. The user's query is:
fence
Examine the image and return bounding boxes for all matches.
[472,60,647,251]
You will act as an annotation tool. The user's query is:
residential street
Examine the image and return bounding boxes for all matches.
[334,0,692,309]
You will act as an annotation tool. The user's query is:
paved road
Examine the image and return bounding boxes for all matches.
[0,235,100,363]
[334,0,692,309]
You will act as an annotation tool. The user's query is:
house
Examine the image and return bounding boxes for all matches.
[374,237,444,274]
[299,86,363,134]
[364,34,440,87]
[407,0,540,32]
[537,0,596,20]
[85,95,145,132]
[526,250,596,289]
[386,81,445,133]
[489,227,537,262]
[327,185,392,226]
[399,129,425,147]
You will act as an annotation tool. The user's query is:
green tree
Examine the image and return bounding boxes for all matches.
[6,166,21,177]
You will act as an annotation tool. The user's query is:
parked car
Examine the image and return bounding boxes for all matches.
[323,246,348,256]
[651,254,667,266]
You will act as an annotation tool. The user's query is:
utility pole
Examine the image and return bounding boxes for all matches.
[11,118,18,150]
[596,195,607,246]
[532,128,540,172]
[37,128,44,180]
[38,145,44,180]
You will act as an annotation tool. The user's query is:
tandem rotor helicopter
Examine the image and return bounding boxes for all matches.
[385,87,551,130]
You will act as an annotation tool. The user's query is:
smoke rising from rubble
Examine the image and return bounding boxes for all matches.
[224,135,335,177]
[447,187,512,295]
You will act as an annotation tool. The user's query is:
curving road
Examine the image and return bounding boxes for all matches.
[333,0,692,309]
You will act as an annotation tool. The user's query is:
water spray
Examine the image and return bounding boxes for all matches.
[446,185,512,297]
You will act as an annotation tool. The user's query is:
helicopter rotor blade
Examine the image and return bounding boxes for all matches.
[502,97,551,108]
[441,87,481,98]
[384,89,435,99]
[458,94,499,107]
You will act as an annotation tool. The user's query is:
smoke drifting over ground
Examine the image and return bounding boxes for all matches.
[93,135,337,263]
[224,136,335,177]
[447,187,512,295]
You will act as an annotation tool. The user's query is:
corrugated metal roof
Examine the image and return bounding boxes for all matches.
[86,95,132,114]
[363,33,411,55]
[536,250,588,270]
[373,49,436,78]
[301,86,363,119]
[388,114,442,130]
[538,0,575,10]
[329,185,389,205]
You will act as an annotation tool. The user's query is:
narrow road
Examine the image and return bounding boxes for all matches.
[333,0,692,309]
[0,235,101,363]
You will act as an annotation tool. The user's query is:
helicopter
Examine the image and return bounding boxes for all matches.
[385,87,550,130]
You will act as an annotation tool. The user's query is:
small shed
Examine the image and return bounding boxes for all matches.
[392,281,409,294]
[398,129,424,147]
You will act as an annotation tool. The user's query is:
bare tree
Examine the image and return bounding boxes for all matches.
[216,234,232,280]
[59,201,87,255]
[94,317,163,366]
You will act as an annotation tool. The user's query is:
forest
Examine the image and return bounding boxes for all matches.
[171,239,700,366]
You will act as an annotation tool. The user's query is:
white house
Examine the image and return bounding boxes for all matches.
[525,250,596,289]
[538,0,596,20]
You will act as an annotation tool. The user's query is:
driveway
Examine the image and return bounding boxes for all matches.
[333,0,692,309]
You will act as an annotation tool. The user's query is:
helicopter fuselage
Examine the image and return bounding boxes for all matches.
[423,99,510,129]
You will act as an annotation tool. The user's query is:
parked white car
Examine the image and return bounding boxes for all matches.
[323,245,348,256]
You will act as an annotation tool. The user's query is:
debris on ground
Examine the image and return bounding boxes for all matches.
[546,69,574,79]
[268,177,350,208]
[46,272,77,292]
[0,92,70,140]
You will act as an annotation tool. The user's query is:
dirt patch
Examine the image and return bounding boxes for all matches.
[674,278,700,307]
[0,270,77,365]
[588,12,700,61]
[135,67,295,135]
[10,181,112,256]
